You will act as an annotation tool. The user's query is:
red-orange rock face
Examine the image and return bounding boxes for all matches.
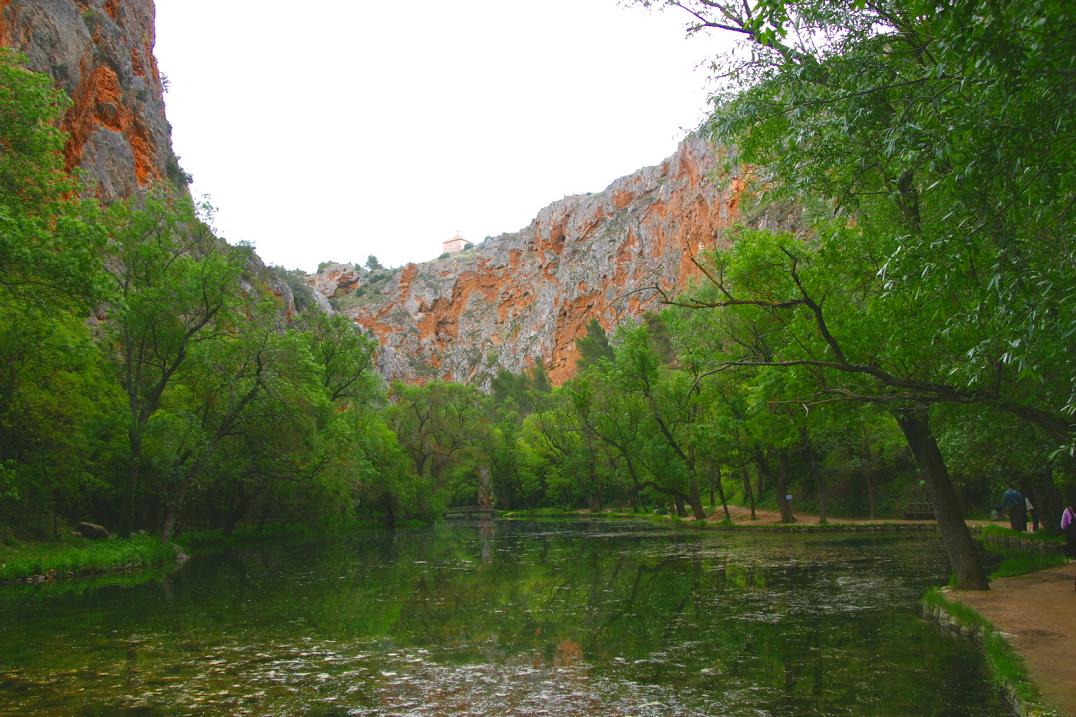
[0,2,752,380]
[1,1,298,313]
[311,136,750,386]
[0,0,179,199]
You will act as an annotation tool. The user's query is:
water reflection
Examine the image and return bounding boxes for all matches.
[0,522,1004,716]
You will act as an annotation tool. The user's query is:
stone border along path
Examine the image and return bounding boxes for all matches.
[947,563,1076,717]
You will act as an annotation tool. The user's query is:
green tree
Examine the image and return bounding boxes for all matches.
[103,194,248,536]
[575,318,614,370]
[388,381,491,510]
[0,51,114,537]
[635,0,1076,588]
[613,325,713,518]
[529,357,553,395]
[299,312,379,405]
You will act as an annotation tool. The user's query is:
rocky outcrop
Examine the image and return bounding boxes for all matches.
[0,1,770,379]
[311,135,761,385]
[0,0,182,200]
[1,0,297,313]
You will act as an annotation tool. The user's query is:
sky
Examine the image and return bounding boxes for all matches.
[154,1,727,272]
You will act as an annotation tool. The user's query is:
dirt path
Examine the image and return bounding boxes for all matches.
[706,504,1005,528]
[948,563,1076,716]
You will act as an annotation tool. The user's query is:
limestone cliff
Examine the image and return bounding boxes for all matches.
[1,1,761,379]
[0,0,183,199]
[0,0,295,311]
[311,136,755,385]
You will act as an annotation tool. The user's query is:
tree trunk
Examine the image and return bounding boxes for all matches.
[861,428,877,520]
[220,486,249,536]
[159,480,192,544]
[256,506,270,532]
[686,484,706,521]
[159,505,178,545]
[713,464,731,521]
[1035,463,1062,537]
[896,408,988,590]
[741,468,757,520]
[865,469,877,520]
[1018,477,1039,532]
[617,446,644,513]
[122,432,142,538]
[800,425,827,525]
[775,450,796,523]
[673,495,686,517]
[477,465,493,510]
[221,507,242,536]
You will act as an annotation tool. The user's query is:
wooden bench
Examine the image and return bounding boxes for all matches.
[902,502,935,520]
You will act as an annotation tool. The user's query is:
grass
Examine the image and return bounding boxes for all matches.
[975,525,1067,580]
[0,517,433,585]
[923,588,1057,716]
[989,551,1067,579]
[0,563,177,600]
[0,534,178,582]
[499,507,939,535]
[923,587,991,631]
[978,524,1065,544]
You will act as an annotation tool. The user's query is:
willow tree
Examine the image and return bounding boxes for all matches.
[638,0,1075,588]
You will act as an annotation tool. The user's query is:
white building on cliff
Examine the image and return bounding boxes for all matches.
[443,233,471,254]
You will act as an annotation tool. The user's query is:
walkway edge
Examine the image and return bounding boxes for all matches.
[922,588,1059,717]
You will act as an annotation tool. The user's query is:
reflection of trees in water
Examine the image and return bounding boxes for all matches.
[478,518,494,563]
[0,525,1001,716]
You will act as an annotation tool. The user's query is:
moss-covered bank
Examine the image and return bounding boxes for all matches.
[0,534,181,583]
[923,588,1058,717]
[976,526,1066,580]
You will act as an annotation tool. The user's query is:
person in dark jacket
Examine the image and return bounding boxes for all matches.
[1002,487,1027,532]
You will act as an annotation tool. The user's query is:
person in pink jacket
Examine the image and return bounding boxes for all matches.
[1062,501,1076,557]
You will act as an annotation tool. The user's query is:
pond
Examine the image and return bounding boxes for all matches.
[0,521,1005,716]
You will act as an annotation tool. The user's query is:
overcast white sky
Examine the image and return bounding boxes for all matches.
[154,1,725,272]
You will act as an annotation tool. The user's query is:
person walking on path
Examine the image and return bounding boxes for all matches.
[1002,487,1027,532]
[1062,501,1076,558]
[1026,496,1038,532]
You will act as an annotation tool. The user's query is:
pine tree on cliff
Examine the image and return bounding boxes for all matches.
[530,358,552,394]
[576,319,614,370]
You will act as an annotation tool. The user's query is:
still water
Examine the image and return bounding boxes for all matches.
[0,521,1004,716]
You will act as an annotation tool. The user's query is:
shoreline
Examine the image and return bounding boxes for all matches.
[0,519,429,587]
[923,575,1072,717]
[499,506,1011,533]
[0,534,182,586]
